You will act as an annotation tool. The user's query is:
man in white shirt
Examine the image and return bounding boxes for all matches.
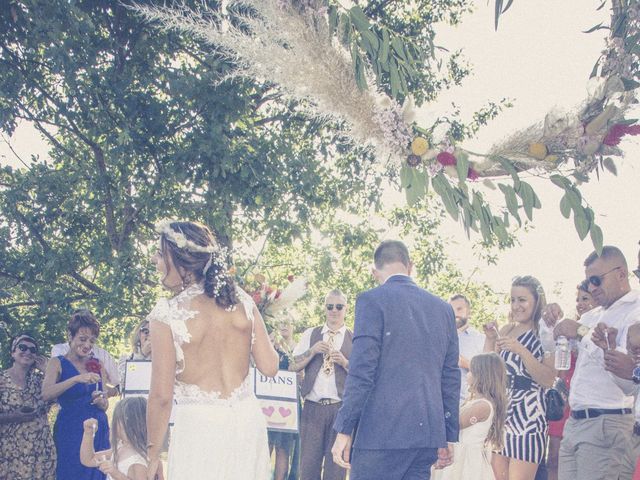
[290,289,352,480]
[51,342,120,395]
[449,294,484,403]
[554,246,640,480]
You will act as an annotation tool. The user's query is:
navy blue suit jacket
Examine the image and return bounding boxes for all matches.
[333,275,460,450]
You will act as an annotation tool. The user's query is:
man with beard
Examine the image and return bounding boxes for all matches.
[449,294,485,404]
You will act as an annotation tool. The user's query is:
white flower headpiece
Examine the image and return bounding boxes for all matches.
[154,219,230,278]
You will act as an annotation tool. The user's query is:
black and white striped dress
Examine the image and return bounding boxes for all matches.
[500,329,547,463]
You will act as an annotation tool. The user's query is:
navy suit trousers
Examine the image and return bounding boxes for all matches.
[350,447,439,480]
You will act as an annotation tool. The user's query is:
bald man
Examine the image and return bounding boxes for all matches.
[555,246,640,480]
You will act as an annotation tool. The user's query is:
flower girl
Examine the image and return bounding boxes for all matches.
[80,397,149,480]
[434,352,508,480]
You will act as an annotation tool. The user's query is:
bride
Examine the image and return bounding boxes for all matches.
[145,220,279,480]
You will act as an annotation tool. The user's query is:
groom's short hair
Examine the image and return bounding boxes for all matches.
[374,240,410,269]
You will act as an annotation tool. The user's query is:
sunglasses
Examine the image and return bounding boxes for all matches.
[634,268,640,281]
[586,266,621,287]
[17,344,37,354]
[140,328,150,335]
[326,304,344,311]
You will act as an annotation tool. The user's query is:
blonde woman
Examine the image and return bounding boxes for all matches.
[434,352,508,480]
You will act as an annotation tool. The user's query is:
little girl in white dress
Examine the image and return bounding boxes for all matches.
[80,397,149,480]
[433,352,508,480]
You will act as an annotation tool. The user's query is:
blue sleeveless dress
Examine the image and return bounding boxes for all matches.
[54,356,110,479]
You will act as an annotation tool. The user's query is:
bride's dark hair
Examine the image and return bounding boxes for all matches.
[160,221,239,310]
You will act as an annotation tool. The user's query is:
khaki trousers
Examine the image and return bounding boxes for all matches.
[559,414,634,480]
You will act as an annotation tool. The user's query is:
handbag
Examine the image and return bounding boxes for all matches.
[545,378,568,421]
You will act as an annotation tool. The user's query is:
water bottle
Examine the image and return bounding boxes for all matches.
[555,336,571,370]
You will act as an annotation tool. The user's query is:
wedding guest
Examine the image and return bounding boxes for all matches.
[433,352,508,480]
[80,397,149,480]
[554,246,640,480]
[43,310,110,480]
[0,334,56,479]
[546,282,595,480]
[118,319,152,390]
[269,320,299,480]
[51,314,120,397]
[290,289,352,480]
[484,275,556,480]
[450,294,485,403]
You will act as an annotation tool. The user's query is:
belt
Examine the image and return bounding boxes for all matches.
[570,408,632,420]
[310,398,342,406]
[507,374,532,391]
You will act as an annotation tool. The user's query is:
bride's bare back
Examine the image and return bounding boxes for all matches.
[177,293,254,396]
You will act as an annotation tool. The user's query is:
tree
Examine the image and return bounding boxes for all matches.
[0,0,383,360]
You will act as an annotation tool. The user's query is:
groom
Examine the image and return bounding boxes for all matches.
[331,240,460,480]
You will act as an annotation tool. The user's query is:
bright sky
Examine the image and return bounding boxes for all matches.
[1,1,638,316]
[429,1,640,314]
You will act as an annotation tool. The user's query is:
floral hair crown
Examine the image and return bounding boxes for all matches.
[154,219,229,276]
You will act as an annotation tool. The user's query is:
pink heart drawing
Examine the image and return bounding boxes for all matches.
[262,406,275,417]
[278,407,292,418]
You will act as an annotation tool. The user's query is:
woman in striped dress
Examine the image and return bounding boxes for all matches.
[484,276,557,480]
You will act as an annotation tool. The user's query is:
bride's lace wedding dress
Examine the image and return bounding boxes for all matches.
[148,284,270,479]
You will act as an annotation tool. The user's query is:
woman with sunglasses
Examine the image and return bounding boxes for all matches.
[0,334,56,479]
[484,276,556,480]
[118,319,152,390]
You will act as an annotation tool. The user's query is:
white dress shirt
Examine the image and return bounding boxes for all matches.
[570,290,640,410]
[458,327,485,403]
[293,324,347,402]
[51,343,120,386]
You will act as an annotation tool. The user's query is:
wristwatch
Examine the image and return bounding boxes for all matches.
[576,324,590,341]
[632,366,640,385]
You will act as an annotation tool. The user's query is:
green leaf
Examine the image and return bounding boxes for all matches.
[573,207,590,240]
[499,183,521,225]
[339,14,352,45]
[550,174,570,189]
[590,224,604,255]
[455,151,469,184]
[559,194,571,218]
[389,60,400,99]
[582,22,607,34]
[517,182,535,220]
[494,0,503,30]
[405,168,427,206]
[328,6,339,36]
[391,37,408,61]
[380,29,390,64]
[399,164,413,188]
[354,55,368,91]
[602,157,617,175]
[349,6,371,31]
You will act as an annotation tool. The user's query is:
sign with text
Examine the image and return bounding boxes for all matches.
[253,368,299,433]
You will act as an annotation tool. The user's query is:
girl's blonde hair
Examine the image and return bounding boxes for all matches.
[468,352,508,450]
[111,397,148,464]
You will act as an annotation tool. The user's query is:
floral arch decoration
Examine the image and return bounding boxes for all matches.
[136,0,639,253]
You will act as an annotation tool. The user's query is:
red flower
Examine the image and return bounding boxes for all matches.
[467,168,479,181]
[86,358,101,374]
[251,292,263,304]
[436,151,457,166]
[275,289,282,299]
[603,124,640,146]
[287,275,295,283]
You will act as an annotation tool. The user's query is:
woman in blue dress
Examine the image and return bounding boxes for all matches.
[43,310,110,479]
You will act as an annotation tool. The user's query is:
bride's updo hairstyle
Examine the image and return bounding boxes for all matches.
[156,220,239,310]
